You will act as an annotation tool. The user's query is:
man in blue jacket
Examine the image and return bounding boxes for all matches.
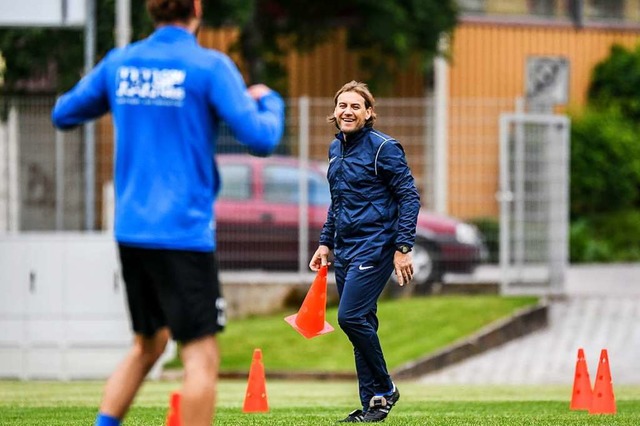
[310,81,420,423]
[51,1,284,425]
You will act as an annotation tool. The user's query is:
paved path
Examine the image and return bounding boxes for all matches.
[420,264,640,384]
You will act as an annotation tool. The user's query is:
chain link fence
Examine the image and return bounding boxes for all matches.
[0,94,568,289]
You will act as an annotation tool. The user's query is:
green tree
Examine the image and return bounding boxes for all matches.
[570,106,640,217]
[0,0,152,93]
[587,43,640,122]
[570,42,640,262]
[204,0,458,94]
[1,0,457,95]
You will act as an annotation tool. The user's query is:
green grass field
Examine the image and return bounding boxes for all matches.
[1,380,639,425]
[5,295,630,425]
[176,295,540,372]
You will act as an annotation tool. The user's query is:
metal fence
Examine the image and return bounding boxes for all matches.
[0,94,569,292]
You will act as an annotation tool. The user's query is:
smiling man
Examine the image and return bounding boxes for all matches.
[309,81,421,423]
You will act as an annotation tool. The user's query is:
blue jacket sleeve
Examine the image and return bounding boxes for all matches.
[376,141,421,247]
[51,55,111,130]
[319,202,336,249]
[208,55,284,156]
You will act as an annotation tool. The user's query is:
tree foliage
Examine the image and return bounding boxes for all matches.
[570,42,640,218]
[0,0,457,94]
[570,107,640,217]
[587,43,640,122]
[0,0,153,93]
[204,0,458,94]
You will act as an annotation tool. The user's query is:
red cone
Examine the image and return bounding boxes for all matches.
[589,349,616,415]
[570,348,593,410]
[284,265,334,339]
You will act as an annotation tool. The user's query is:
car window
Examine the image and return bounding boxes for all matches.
[219,164,251,200]
[263,165,330,206]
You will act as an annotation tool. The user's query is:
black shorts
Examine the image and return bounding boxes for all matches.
[118,244,226,343]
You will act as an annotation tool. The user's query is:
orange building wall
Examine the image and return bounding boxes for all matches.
[447,22,640,218]
[450,22,640,104]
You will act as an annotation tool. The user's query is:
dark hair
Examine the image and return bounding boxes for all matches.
[327,80,377,128]
[146,0,195,24]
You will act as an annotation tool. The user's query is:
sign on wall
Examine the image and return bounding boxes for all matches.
[525,56,569,106]
[0,0,85,27]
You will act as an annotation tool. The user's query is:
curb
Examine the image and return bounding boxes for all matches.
[392,302,549,379]
[160,301,548,382]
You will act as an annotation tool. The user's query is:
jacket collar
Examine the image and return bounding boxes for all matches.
[336,126,372,145]
[151,26,197,44]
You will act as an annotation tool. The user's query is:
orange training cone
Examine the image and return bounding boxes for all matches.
[284,265,334,339]
[243,348,269,413]
[589,349,616,415]
[166,391,181,426]
[570,348,593,411]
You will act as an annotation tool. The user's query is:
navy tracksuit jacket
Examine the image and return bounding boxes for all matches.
[319,125,420,408]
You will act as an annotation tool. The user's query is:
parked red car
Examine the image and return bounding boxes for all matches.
[215,154,486,291]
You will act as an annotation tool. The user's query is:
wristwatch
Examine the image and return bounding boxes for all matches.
[396,244,412,254]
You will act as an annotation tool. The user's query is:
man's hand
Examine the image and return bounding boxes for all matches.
[394,251,413,286]
[309,245,331,271]
[247,84,271,100]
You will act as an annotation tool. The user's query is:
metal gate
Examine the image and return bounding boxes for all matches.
[498,113,570,295]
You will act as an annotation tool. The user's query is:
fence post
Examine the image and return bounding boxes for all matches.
[298,96,310,275]
[433,34,449,215]
[55,130,65,231]
[83,0,97,230]
[0,112,6,232]
[7,106,20,232]
[498,114,511,294]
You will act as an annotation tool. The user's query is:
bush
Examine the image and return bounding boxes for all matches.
[588,43,640,122]
[469,217,499,264]
[570,210,640,263]
[570,107,640,217]
[569,219,613,262]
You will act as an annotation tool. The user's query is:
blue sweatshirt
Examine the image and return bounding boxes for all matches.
[52,26,285,251]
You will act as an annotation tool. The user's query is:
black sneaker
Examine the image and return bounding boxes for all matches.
[338,409,365,422]
[362,385,400,422]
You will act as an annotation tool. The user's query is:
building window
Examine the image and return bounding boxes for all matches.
[528,0,557,17]
[457,0,485,14]
[586,0,623,20]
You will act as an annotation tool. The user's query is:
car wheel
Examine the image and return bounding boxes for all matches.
[410,241,442,294]
[388,240,442,296]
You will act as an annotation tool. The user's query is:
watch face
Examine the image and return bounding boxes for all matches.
[398,245,410,254]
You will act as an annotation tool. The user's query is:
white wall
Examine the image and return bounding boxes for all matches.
[0,233,172,380]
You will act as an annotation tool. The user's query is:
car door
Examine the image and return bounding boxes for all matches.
[216,161,277,269]
[216,157,330,271]
[260,164,306,270]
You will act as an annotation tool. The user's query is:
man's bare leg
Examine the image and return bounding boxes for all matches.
[98,328,170,420]
[180,335,220,426]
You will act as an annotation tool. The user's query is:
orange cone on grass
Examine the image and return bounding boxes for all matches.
[284,265,334,339]
[166,391,181,426]
[570,348,593,411]
[589,349,616,415]
[243,348,269,413]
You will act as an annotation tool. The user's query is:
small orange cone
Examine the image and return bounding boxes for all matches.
[284,265,334,339]
[243,348,269,413]
[166,391,181,426]
[570,348,593,410]
[589,349,616,415]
